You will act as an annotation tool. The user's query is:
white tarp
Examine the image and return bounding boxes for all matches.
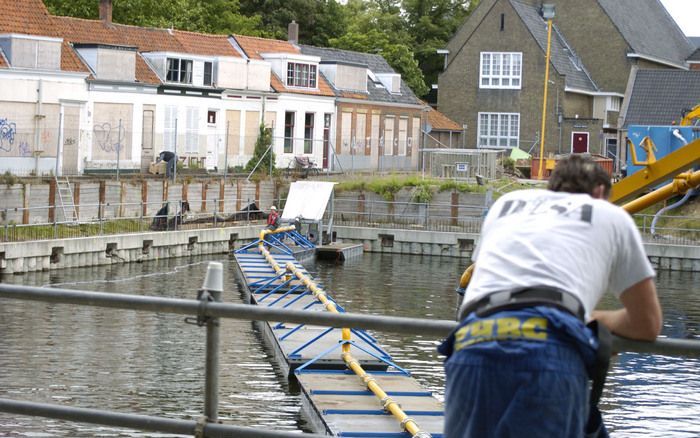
[282,181,336,221]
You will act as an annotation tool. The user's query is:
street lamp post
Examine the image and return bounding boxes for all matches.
[537,4,555,180]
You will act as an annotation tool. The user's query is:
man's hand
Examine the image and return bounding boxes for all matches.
[591,278,661,341]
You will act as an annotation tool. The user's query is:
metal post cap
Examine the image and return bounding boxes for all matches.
[202,262,224,293]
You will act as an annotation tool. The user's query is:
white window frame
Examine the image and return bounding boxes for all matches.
[480,52,522,89]
[166,58,193,84]
[606,96,621,112]
[477,112,520,149]
[164,105,178,151]
[185,107,199,153]
[286,62,317,88]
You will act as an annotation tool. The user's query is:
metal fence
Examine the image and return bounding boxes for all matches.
[0,200,266,242]
[421,149,503,180]
[328,199,486,234]
[0,264,699,436]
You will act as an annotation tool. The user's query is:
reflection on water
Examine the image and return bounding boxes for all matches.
[1,253,699,436]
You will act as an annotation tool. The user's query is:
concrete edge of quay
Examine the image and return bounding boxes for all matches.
[0,225,699,274]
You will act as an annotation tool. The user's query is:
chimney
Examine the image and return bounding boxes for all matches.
[99,0,112,23]
[288,21,299,45]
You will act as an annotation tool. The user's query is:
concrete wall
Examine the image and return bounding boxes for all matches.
[0,225,260,274]
[333,225,700,272]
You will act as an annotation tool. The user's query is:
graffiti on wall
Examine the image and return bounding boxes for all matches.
[0,118,17,152]
[93,122,125,154]
[18,141,31,157]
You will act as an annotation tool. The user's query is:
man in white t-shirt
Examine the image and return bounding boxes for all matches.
[440,154,662,438]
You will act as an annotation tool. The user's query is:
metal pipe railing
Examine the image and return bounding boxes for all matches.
[0,398,326,438]
[1,284,698,356]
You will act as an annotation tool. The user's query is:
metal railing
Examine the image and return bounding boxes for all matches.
[1,199,266,242]
[1,266,699,436]
[328,199,487,234]
[2,198,699,246]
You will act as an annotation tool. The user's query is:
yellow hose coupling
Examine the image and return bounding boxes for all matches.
[380,396,398,411]
[362,375,376,386]
[400,417,416,430]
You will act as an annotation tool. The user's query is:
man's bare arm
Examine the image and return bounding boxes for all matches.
[591,278,662,341]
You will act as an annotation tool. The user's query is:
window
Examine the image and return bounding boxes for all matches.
[478,112,520,148]
[606,97,621,112]
[203,62,213,86]
[286,62,317,88]
[164,106,178,151]
[185,107,199,153]
[304,113,314,154]
[383,117,395,156]
[207,110,217,125]
[166,58,193,84]
[480,52,522,89]
[284,112,295,154]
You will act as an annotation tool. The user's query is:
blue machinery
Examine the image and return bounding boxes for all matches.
[234,227,443,437]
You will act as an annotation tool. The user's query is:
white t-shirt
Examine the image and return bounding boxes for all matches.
[458,189,655,320]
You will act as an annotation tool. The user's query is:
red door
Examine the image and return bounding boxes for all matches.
[572,132,589,153]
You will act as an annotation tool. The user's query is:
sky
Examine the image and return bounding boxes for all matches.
[660,0,700,37]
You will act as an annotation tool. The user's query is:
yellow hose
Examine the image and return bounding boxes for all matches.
[254,227,427,436]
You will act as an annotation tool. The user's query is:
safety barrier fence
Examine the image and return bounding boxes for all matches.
[0,199,266,242]
[1,271,699,436]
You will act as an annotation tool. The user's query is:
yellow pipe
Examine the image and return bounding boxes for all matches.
[622,170,700,214]
[458,264,475,290]
[282,257,426,436]
[537,18,553,180]
[343,352,423,437]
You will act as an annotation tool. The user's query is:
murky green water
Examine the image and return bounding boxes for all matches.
[1,253,698,437]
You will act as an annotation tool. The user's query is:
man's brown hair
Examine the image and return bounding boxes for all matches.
[547,154,611,198]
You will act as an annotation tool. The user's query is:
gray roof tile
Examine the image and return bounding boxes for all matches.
[598,0,694,67]
[510,0,598,92]
[623,69,700,127]
[299,44,422,106]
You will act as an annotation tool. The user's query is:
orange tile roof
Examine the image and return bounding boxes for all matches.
[428,107,462,131]
[172,30,240,57]
[0,0,54,36]
[233,34,300,60]
[60,40,90,73]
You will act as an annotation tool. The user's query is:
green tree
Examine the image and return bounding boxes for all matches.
[238,0,348,44]
[402,0,477,91]
[329,0,428,96]
[245,124,275,174]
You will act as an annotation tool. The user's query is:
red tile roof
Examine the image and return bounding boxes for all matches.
[233,34,300,60]
[427,107,462,131]
[0,0,54,36]
[172,30,240,57]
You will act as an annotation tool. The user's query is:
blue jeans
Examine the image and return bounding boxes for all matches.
[440,307,597,438]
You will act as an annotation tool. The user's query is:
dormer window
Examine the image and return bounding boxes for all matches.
[167,58,193,84]
[287,62,317,88]
[203,62,213,86]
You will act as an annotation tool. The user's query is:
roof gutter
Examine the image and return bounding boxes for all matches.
[336,97,427,110]
[626,53,688,70]
[564,87,624,97]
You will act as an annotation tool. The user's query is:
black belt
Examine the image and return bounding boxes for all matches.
[459,286,585,321]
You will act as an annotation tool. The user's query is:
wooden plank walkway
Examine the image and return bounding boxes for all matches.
[233,242,444,437]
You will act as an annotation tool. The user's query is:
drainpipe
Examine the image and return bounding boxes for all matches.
[34,79,44,176]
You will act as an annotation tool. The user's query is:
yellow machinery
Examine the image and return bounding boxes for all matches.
[458,132,700,292]
[680,104,700,127]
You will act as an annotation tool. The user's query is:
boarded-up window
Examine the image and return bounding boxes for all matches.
[244,111,260,155]
[398,117,408,156]
[355,113,367,156]
[0,101,59,158]
[341,112,352,155]
[383,116,394,156]
[92,102,132,160]
[226,110,241,158]
[371,113,380,156]
[411,117,421,156]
